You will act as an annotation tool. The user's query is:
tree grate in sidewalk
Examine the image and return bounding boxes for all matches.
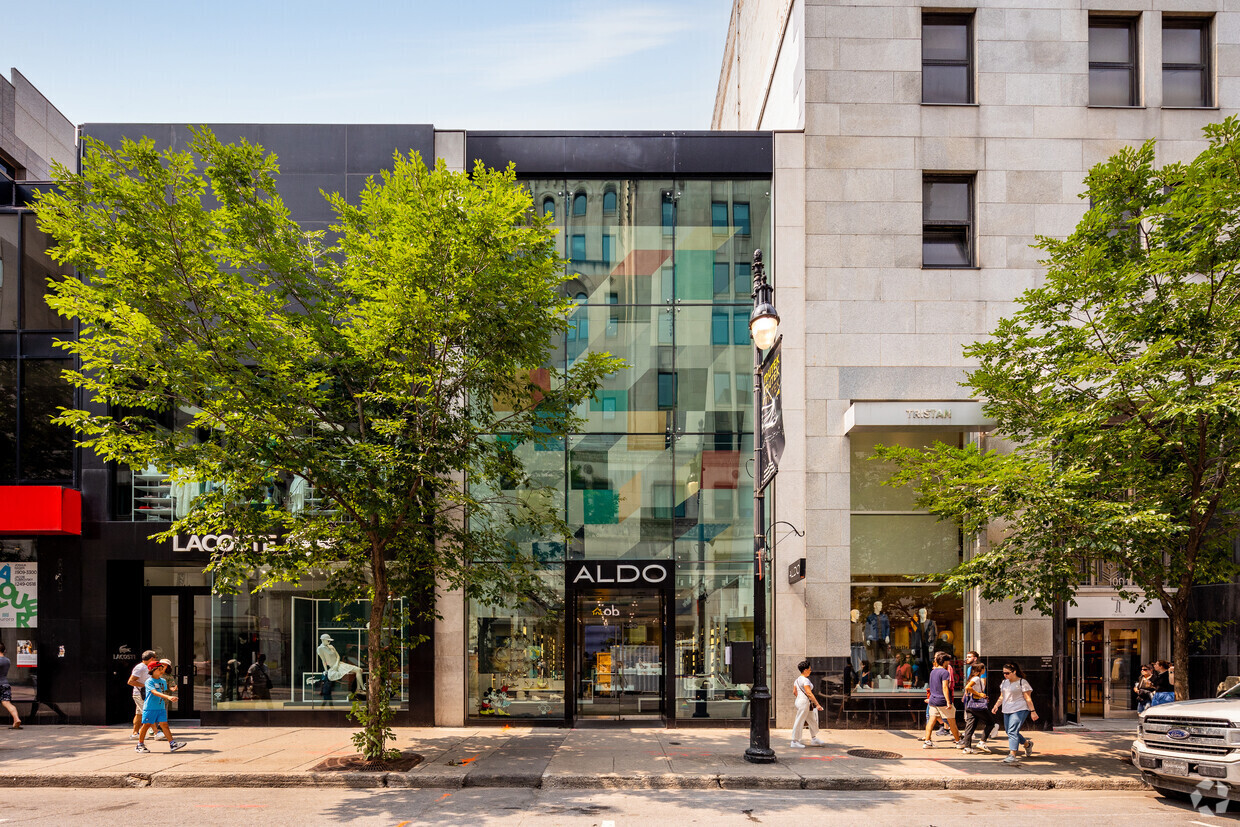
[846,748,903,760]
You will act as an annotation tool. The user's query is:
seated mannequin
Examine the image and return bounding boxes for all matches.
[316,634,366,694]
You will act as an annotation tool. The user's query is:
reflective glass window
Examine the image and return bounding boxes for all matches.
[733,203,750,236]
[0,215,17,330]
[602,189,617,215]
[19,359,73,480]
[1163,19,1211,107]
[673,561,763,717]
[468,567,566,718]
[573,192,587,216]
[850,431,964,695]
[569,433,674,559]
[602,234,613,265]
[922,13,973,104]
[734,261,751,297]
[713,262,730,295]
[662,198,676,236]
[922,175,974,268]
[1089,17,1139,106]
[711,202,727,232]
[211,574,408,712]
[542,197,555,218]
[0,360,14,480]
[22,214,72,330]
[570,234,586,262]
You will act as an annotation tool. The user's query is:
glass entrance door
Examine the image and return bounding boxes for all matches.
[1104,621,1145,717]
[576,588,664,719]
[1067,619,1147,719]
[146,588,212,717]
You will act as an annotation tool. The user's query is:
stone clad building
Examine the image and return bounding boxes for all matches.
[715,0,1240,726]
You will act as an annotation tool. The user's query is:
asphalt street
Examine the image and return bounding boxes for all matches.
[7,788,1236,826]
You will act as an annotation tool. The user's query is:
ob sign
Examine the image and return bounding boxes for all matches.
[568,560,672,587]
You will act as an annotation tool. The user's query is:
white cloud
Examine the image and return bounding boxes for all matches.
[436,4,699,92]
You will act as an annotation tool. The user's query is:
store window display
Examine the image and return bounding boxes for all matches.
[210,576,406,711]
[850,429,966,694]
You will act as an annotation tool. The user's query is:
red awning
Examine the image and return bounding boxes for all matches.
[0,486,82,535]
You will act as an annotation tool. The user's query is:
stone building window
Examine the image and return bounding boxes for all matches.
[1089,16,1140,106]
[922,174,974,268]
[1162,18,1212,108]
[922,13,973,104]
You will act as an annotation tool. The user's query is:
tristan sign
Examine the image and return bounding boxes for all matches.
[567,560,672,588]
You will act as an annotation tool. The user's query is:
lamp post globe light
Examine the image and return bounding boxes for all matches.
[743,249,778,764]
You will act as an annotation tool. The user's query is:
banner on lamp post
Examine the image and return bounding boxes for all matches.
[759,337,784,492]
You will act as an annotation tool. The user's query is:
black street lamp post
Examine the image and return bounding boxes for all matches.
[743,249,779,764]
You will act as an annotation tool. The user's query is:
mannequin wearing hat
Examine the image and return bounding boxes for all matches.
[316,634,365,691]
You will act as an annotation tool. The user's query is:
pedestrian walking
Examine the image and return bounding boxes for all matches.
[1134,664,1154,713]
[1149,660,1175,706]
[0,643,22,729]
[922,651,962,748]
[993,662,1037,764]
[960,660,996,753]
[135,659,185,753]
[247,653,273,701]
[127,650,158,739]
[789,659,825,749]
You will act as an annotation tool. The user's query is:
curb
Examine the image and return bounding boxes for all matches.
[0,771,1152,791]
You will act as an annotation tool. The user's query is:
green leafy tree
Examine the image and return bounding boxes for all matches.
[34,128,620,758]
[876,117,1240,700]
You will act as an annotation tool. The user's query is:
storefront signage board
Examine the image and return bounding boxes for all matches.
[567,560,673,588]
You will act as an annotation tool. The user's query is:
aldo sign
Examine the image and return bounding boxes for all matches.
[567,560,672,588]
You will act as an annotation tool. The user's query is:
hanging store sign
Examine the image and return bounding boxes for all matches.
[787,558,806,585]
[567,560,672,587]
[759,338,785,492]
[0,562,37,628]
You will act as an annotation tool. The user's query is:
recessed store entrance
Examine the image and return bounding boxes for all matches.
[144,585,212,718]
[574,587,665,720]
[1068,619,1151,719]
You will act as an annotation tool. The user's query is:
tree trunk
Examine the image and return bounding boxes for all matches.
[364,539,389,760]
[1170,594,1190,700]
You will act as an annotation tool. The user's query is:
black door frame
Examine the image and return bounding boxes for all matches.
[565,560,675,726]
[142,586,211,718]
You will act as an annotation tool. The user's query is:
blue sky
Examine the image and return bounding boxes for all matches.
[6,1,731,129]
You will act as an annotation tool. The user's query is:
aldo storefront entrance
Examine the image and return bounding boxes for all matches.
[568,561,674,722]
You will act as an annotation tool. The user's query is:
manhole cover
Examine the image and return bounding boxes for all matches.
[847,748,902,760]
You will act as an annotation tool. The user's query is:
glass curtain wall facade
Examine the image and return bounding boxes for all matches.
[466,178,771,721]
[0,210,76,484]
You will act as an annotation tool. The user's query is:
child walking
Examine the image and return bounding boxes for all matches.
[136,659,186,753]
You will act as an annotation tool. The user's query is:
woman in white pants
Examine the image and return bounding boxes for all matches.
[790,659,826,748]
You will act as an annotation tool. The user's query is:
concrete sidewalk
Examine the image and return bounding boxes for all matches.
[0,722,1147,791]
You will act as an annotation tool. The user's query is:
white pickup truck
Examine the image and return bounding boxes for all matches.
[1132,681,1240,803]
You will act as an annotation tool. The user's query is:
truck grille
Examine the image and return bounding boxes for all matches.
[1142,715,1235,756]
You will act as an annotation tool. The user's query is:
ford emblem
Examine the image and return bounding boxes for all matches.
[1167,728,1190,740]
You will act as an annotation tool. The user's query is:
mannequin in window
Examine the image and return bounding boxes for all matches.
[317,634,366,701]
[850,608,865,671]
[864,600,891,678]
[915,607,937,689]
